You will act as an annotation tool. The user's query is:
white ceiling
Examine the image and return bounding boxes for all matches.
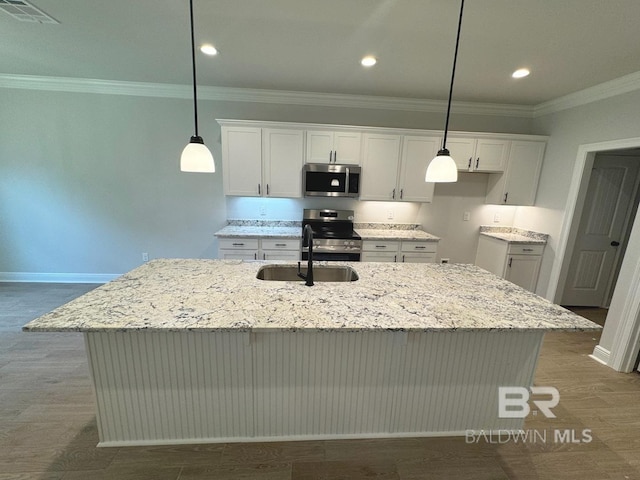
[3,0,640,106]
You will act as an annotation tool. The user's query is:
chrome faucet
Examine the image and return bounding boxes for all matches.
[298,224,314,286]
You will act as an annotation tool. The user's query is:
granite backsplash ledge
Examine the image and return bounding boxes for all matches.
[480,226,549,242]
[354,223,422,231]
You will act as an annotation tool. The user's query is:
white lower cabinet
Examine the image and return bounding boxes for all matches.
[219,238,300,261]
[475,236,544,292]
[361,240,438,263]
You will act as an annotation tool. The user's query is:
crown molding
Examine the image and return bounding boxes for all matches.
[0,73,532,118]
[533,70,640,117]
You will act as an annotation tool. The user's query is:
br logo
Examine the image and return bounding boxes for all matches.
[498,386,560,419]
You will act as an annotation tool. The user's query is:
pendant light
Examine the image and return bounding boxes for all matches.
[425,0,465,183]
[180,0,215,173]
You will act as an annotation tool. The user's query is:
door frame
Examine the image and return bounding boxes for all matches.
[548,137,640,372]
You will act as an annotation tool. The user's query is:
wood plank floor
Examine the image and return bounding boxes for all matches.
[1,283,639,479]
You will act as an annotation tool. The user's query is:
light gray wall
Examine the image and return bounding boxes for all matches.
[0,85,533,276]
[516,89,640,356]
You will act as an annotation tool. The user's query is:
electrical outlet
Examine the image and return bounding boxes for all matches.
[259,204,267,217]
[387,210,394,220]
[494,213,501,223]
[441,258,450,264]
[142,252,149,262]
[463,211,470,221]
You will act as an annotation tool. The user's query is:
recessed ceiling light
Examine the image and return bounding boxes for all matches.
[361,56,377,67]
[512,68,530,79]
[200,44,218,56]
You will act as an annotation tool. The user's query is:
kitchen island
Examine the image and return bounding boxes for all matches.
[24,259,599,447]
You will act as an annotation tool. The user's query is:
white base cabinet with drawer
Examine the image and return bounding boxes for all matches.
[361,240,438,263]
[474,236,544,292]
[219,238,301,261]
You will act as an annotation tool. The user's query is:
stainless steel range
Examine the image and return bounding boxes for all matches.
[302,209,362,261]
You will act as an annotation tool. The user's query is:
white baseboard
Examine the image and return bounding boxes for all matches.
[589,345,611,365]
[0,272,121,283]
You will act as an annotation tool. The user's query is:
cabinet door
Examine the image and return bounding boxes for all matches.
[263,129,304,198]
[222,126,262,196]
[398,135,439,202]
[360,133,402,201]
[262,250,300,261]
[446,137,476,171]
[502,141,545,206]
[219,249,258,260]
[401,253,437,263]
[361,251,398,262]
[306,131,334,163]
[333,132,362,164]
[474,139,509,172]
[504,254,542,292]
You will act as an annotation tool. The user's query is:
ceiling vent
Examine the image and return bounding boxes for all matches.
[0,0,59,24]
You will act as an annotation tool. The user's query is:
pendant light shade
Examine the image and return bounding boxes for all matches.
[425,149,458,183]
[425,0,465,184]
[180,0,215,173]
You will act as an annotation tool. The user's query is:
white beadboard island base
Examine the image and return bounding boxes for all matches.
[86,330,541,446]
[24,259,600,447]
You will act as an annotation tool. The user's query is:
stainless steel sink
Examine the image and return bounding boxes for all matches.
[256,264,359,282]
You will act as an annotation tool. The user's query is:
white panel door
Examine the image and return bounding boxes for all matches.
[333,131,362,164]
[504,255,542,292]
[502,141,546,206]
[446,137,476,171]
[263,128,304,198]
[474,139,509,172]
[306,131,334,163]
[399,135,439,202]
[222,126,262,196]
[562,156,640,306]
[360,133,402,201]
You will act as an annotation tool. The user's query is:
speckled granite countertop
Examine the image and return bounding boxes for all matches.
[479,226,548,244]
[23,259,599,333]
[356,229,440,241]
[215,225,301,238]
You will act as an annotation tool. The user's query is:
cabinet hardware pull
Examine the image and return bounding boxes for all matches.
[415,246,426,249]
[266,184,270,195]
[254,253,257,260]
[392,188,396,199]
[263,253,266,260]
[232,243,244,246]
[333,151,337,163]
[402,255,405,262]
[275,243,286,247]
[504,192,508,203]
[523,248,533,252]
[394,255,397,262]
[508,257,513,267]
[329,151,332,163]
[611,241,620,247]
[258,183,261,195]
[468,158,472,169]
[476,157,479,169]
[400,189,403,199]
[375,245,387,248]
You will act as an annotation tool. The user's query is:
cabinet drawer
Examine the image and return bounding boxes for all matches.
[261,239,301,250]
[361,251,398,262]
[400,241,438,253]
[218,238,260,250]
[401,253,437,263]
[507,244,544,255]
[362,240,399,252]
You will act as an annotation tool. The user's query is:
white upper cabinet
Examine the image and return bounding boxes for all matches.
[447,136,509,172]
[306,130,362,164]
[399,135,439,203]
[486,140,546,206]
[263,128,304,198]
[221,125,303,197]
[360,133,402,200]
[221,126,262,196]
[361,134,438,203]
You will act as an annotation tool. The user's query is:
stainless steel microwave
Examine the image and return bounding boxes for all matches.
[303,163,361,198]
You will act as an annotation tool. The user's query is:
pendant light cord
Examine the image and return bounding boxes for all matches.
[189,0,199,138]
[442,0,465,150]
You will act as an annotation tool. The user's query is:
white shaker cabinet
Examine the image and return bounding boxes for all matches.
[361,240,438,263]
[475,236,544,292]
[222,126,303,197]
[306,130,362,164]
[448,137,509,172]
[218,238,300,261]
[360,134,402,200]
[398,135,439,203]
[486,140,546,206]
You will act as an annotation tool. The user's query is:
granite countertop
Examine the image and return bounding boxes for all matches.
[215,225,301,238]
[479,226,548,244]
[23,259,599,334]
[356,229,440,241]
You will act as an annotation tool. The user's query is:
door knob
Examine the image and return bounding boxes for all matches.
[611,241,620,247]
